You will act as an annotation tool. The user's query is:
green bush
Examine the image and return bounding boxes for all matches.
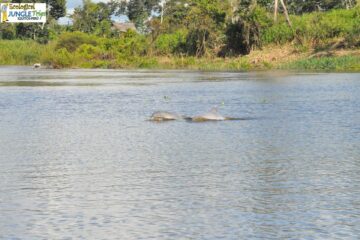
[79,60,110,68]
[49,48,76,68]
[0,40,45,65]
[262,6,360,45]
[261,21,294,44]
[137,57,158,68]
[116,30,149,56]
[0,24,16,40]
[154,30,187,55]
[282,55,360,71]
[76,44,102,60]
[56,31,98,52]
[224,7,271,55]
[94,20,112,38]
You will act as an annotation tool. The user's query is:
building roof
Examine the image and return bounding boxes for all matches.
[112,22,136,32]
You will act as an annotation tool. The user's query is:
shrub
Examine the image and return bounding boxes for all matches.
[282,55,360,71]
[261,21,294,44]
[56,31,98,52]
[154,30,187,55]
[76,44,102,60]
[0,24,16,40]
[137,57,158,68]
[0,40,45,65]
[262,6,360,46]
[116,30,149,56]
[225,7,272,55]
[49,48,76,68]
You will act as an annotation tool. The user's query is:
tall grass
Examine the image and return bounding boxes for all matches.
[0,40,51,65]
[262,7,360,45]
[281,55,360,71]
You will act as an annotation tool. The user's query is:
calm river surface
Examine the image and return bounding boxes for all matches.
[0,67,359,239]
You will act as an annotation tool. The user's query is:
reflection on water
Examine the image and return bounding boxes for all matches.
[0,67,359,239]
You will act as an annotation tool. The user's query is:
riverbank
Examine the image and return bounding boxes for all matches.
[0,40,359,71]
[1,5,359,71]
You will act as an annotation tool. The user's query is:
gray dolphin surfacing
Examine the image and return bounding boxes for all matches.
[149,108,251,122]
[190,108,225,122]
[189,108,244,122]
[149,111,184,121]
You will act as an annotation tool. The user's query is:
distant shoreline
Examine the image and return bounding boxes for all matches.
[0,40,359,72]
[0,65,359,73]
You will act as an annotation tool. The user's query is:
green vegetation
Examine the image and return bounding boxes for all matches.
[0,40,51,65]
[282,55,360,71]
[262,7,360,46]
[0,0,359,71]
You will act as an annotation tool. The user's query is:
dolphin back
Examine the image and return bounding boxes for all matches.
[150,109,250,122]
[191,108,226,122]
[150,111,181,121]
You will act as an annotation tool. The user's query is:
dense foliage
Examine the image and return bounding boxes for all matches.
[0,0,359,70]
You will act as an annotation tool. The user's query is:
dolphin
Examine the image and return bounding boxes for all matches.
[189,108,246,122]
[149,108,251,122]
[149,111,183,121]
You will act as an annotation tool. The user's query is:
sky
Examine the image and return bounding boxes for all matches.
[66,0,83,10]
[60,0,164,25]
[67,0,111,11]
[59,0,127,25]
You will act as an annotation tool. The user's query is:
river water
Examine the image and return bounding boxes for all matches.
[0,67,359,239]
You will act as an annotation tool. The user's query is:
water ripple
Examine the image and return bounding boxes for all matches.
[0,68,359,239]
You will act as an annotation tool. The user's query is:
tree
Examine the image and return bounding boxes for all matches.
[0,24,16,39]
[118,0,161,31]
[94,20,112,38]
[72,0,113,35]
[127,0,148,30]
[156,0,190,31]
[48,0,66,20]
[274,0,292,27]
[224,1,271,56]
[183,0,228,56]
[286,0,357,14]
